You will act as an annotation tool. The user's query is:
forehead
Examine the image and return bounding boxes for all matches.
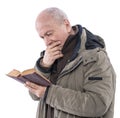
[36,21,56,35]
[36,19,60,36]
[35,12,63,36]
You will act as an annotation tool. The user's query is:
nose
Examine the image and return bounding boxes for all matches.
[44,37,52,46]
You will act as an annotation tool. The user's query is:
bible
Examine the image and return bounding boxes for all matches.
[6,68,51,86]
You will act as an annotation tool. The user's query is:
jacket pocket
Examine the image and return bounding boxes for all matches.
[82,48,99,66]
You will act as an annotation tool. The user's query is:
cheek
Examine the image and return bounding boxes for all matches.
[53,30,69,45]
[57,35,68,46]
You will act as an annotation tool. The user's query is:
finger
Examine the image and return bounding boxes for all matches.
[50,50,62,56]
[51,46,62,52]
[53,53,64,60]
[26,85,37,95]
[48,41,61,49]
[46,45,62,55]
[25,81,39,89]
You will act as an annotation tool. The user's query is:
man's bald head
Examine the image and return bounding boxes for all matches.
[36,7,68,25]
[35,7,73,47]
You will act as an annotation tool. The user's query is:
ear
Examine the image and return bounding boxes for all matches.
[63,19,71,33]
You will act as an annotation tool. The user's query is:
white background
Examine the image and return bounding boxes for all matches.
[0,0,119,118]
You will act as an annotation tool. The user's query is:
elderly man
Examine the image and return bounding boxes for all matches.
[25,7,116,118]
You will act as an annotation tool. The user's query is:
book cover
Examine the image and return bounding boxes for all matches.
[6,68,51,86]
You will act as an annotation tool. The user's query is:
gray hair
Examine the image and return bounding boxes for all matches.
[41,7,68,23]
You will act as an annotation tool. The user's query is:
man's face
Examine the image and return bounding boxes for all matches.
[36,15,71,47]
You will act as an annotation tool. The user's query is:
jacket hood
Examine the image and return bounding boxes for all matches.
[83,27,105,49]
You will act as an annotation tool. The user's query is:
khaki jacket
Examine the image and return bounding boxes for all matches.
[30,29,116,118]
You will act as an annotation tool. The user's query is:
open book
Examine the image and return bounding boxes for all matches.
[6,68,51,86]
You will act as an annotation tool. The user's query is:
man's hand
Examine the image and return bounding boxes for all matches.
[42,41,63,67]
[25,82,46,98]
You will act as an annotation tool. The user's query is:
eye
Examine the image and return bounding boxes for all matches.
[40,36,44,39]
[46,32,52,36]
[40,30,54,39]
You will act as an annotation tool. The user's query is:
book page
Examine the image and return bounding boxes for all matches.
[21,68,35,76]
[7,69,21,77]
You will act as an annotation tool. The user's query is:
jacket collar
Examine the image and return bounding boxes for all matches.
[69,25,83,62]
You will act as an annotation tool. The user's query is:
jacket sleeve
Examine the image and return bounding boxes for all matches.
[29,91,40,101]
[46,50,116,117]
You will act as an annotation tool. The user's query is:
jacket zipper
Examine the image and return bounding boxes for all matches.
[57,57,83,80]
